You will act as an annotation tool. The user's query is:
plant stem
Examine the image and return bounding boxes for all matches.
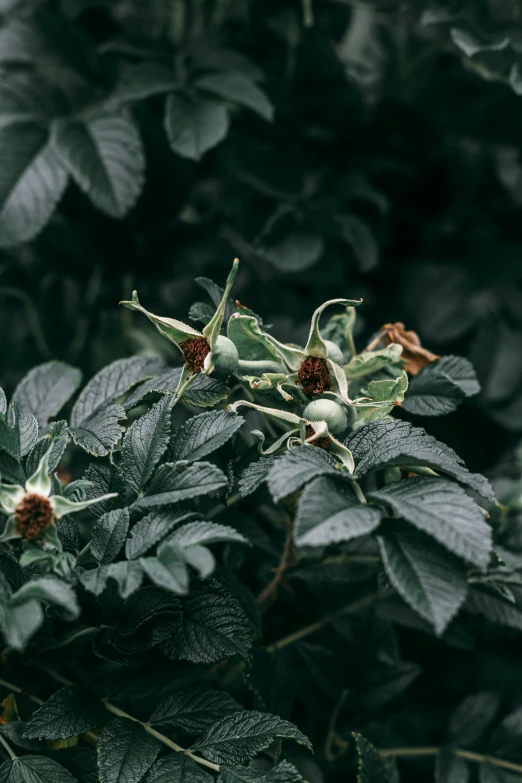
[379,747,522,774]
[266,591,390,652]
[206,491,241,520]
[352,481,367,504]
[0,734,17,761]
[0,676,44,706]
[38,666,220,772]
[257,517,296,612]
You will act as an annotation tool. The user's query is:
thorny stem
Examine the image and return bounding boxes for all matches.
[379,747,522,774]
[266,591,392,652]
[37,666,220,771]
[257,517,296,612]
[0,734,17,761]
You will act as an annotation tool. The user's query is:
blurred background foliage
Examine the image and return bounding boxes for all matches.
[1,0,522,474]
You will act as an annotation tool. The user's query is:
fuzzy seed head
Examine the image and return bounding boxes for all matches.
[181,336,211,372]
[15,493,54,541]
[298,356,332,397]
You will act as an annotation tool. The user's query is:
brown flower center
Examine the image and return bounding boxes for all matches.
[15,493,54,542]
[181,337,211,373]
[297,356,332,397]
[304,426,330,451]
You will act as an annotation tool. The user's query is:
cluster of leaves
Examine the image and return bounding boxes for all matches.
[1,266,522,783]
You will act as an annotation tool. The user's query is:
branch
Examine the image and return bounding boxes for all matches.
[257,517,296,612]
[266,590,392,652]
[379,746,522,775]
[34,666,221,772]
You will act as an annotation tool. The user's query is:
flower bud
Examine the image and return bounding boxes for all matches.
[212,335,239,377]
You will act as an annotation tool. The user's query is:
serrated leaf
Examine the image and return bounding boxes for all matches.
[71,403,126,457]
[449,691,500,746]
[23,686,107,740]
[121,396,172,493]
[146,755,213,783]
[0,125,67,248]
[111,63,178,104]
[353,734,392,783]
[47,746,98,783]
[12,361,81,430]
[126,510,198,559]
[168,521,248,549]
[378,522,468,635]
[84,463,125,518]
[192,710,311,764]
[12,577,79,618]
[26,420,69,477]
[141,546,190,595]
[71,357,161,428]
[465,588,522,630]
[239,456,276,497]
[346,420,495,502]
[18,414,38,457]
[436,749,470,783]
[295,476,382,547]
[79,560,144,600]
[402,355,479,416]
[97,717,160,783]
[268,445,342,502]
[91,508,130,564]
[0,72,61,128]
[170,410,243,463]
[218,761,301,783]
[53,112,145,218]
[195,71,273,121]
[0,756,76,783]
[165,94,229,161]
[161,580,252,663]
[124,369,228,410]
[0,599,43,650]
[368,477,492,570]
[150,690,241,732]
[0,721,43,752]
[135,462,228,509]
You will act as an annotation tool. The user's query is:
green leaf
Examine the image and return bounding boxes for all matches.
[140,546,191,595]
[268,445,343,502]
[0,125,67,248]
[402,355,479,416]
[71,357,162,429]
[79,560,144,600]
[0,72,60,129]
[126,510,199,559]
[168,520,248,549]
[146,755,213,783]
[53,112,145,218]
[0,599,43,650]
[465,588,522,631]
[191,710,312,764]
[18,413,38,457]
[161,580,252,663]
[97,717,161,783]
[368,477,492,570]
[124,369,228,410]
[346,420,495,502]
[335,214,379,272]
[135,462,228,509]
[23,686,107,740]
[12,577,79,618]
[70,404,126,457]
[12,361,81,431]
[239,456,276,497]
[218,761,302,783]
[344,345,403,380]
[165,95,229,161]
[353,733,393,783]
[170,411,244,463]
[479,765,522,783]
[121,396,172,493]
[150,690,241,732]
[0,388,6,415]
[295,476,382,547]
[84,463,125,518]
[257,231,324,273]
[26,420,69,477]
[435,749,470,783]
[0,756,76,783]
[110,63,178,103]
[449,691,500,746]
[91,508,130,564]
[378,522,468,635]
[195,71,274,121]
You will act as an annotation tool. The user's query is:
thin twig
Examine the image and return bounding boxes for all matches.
[324,689,348,763]
[266,591,391,652]
[38,666,220,772]
[206,492,241,520]
[379,746,522,774]
[0,734,17,761]
[257,517,296,612]
[0,676,44,706]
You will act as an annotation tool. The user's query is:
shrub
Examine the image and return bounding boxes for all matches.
[1,263,520,782]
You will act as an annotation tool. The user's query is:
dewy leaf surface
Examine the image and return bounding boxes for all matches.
[369,477,492,570]
[191,710,312,764]
[378,522,468,635]
[295,476,382,547]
